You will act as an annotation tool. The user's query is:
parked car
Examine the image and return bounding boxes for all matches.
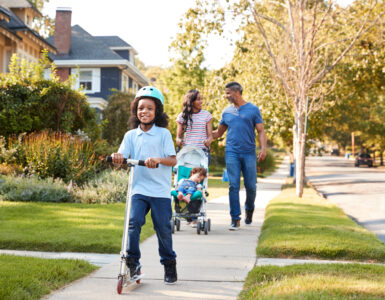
[330,149,340,156]
[355,153,373,167]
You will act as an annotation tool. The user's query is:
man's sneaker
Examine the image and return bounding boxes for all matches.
[126,257,141,279]
[164,259,177,284]
[245,209,254,225]
[229,219,240,230]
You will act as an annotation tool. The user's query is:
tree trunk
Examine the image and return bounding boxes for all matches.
[295,113,305,198]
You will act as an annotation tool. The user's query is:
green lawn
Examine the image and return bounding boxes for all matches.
[0,254,97,300]
[239,263,385,299]
[257,184,385,262]
[0,202,155,253]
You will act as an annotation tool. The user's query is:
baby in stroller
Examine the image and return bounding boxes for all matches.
[176,167,207,204]
[170,145,211,234]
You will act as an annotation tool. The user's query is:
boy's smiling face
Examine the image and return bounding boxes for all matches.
[137,98,156,124]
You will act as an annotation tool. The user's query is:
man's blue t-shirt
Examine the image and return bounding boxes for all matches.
[219,102,263,153]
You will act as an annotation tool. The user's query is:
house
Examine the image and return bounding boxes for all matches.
[46,8,149,115]
[0,0,56,73]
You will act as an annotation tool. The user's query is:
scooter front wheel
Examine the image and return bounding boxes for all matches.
[117,276,124,294]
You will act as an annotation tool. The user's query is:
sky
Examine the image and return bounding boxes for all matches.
[43,0,354,70]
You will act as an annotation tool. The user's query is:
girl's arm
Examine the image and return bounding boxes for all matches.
[203,119,213,147]
[145,155,177,168]
[176,122,184,146]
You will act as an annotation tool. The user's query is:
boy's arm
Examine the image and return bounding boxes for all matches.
[145,155,177,168]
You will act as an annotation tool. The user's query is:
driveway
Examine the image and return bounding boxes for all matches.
[305,156,385,243]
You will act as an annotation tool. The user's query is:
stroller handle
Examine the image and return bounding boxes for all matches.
[106,156,157,167]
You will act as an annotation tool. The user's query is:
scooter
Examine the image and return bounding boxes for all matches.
[106,156,146,294]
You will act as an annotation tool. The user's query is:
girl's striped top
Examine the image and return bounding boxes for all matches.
[176,110,213,150]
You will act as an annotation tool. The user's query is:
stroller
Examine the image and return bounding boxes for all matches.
[170,145,211,235]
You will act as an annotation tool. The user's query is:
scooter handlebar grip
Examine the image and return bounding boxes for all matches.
[105,156,127,164]
[138,160,145,166]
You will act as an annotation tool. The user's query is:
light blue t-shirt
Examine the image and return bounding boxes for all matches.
[219,102,263,153]
[118,125,176,198]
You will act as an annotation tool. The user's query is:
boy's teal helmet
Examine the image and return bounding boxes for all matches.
[135,86,164,106]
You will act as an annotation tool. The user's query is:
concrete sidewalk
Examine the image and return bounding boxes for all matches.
[29,157,287,300]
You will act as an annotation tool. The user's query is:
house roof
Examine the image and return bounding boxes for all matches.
[0,0,42,17]
[47,25,124,60]
[0,5,55,50]
[94,36,131,48]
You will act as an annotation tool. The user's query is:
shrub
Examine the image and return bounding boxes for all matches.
[76,169,128,204]
[0,175,73,202]
[0,53,100,139]
[18,131,100,186]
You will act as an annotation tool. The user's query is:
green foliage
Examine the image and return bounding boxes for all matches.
[13,131,99,186]
[76,169,128,204]
[102,89,134,145]
[0,255,97,300]
[0,53,100,139]
[0,175,73,202]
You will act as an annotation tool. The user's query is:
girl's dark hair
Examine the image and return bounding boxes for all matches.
[181,89,200,132]
[129,97,169,129]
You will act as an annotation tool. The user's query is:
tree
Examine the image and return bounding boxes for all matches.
[232,0,383,197]
[102,90,135,145]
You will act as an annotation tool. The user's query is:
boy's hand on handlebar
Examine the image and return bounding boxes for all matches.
[145,157,161,168]
[111,153,124,165]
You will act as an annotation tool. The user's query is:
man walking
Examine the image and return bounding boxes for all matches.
[213,82,267,230]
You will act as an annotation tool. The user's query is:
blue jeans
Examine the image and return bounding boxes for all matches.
[225,151,257,220]
[127,194,176,265]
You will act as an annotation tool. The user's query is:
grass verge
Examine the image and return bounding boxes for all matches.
[239,263,385,299]
[257,184,385,262]
[0,254,97,300]
[0,202,154,253]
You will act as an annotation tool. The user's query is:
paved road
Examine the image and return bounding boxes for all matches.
[306,156,385,243]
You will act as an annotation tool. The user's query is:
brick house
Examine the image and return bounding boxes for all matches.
[46,8,149,115]
[0,0,56,73]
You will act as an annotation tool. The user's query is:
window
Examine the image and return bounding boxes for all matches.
[72,68,100,93]
[79,71,93,91]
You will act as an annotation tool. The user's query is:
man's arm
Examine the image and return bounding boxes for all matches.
[212,124,228,139]
[256,123,267,162]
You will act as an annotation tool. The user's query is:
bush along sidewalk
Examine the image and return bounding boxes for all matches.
[239,183,385,299]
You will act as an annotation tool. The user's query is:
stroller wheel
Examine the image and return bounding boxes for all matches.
[176,219,181,231]
[197,221,202,234]
[208,218,211,231]
[204,220,208,235]
[171,219,175,234]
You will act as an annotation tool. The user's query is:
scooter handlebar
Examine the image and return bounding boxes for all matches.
[105,156,158,167]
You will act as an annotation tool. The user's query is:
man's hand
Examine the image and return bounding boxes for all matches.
[258,149,267,162]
